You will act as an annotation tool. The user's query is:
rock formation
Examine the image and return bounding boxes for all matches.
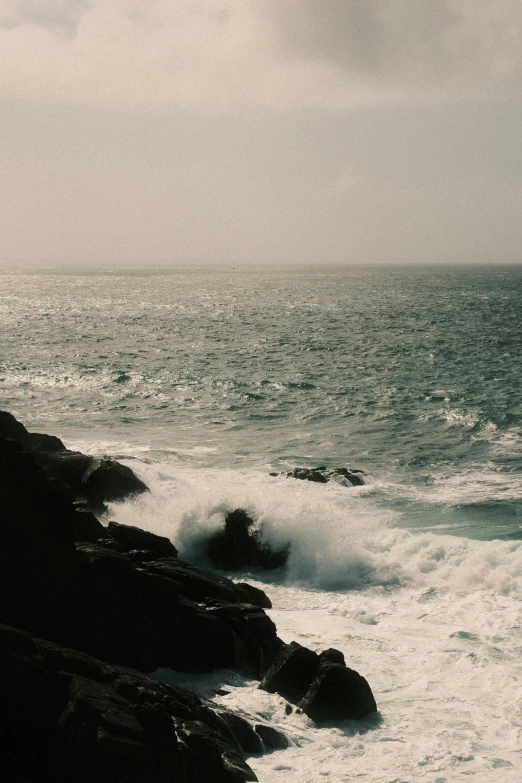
[0,411,378,780]
[207,508,290,571]
[270,466,366,487]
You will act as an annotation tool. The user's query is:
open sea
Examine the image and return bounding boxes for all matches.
[2,264,522,781]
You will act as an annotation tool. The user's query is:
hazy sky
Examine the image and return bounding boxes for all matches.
[1,0,522,266]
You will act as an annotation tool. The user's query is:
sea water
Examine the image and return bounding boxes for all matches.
[1,265,522,781]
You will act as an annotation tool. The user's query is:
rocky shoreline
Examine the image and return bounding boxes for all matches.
[1,411,377,782]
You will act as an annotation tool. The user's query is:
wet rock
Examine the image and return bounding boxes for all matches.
[254,724,290,751]
[207,509,289,571]
[259,642,320,704]
[319,648,346,665]
[1,623,259,783]
[0,425,282,677]
[81,458,149,509]
[104,521,178,558]
[218,711,263,754]
[299,660,377,722]
[260,642,377,723]
[281,466,366,487]
[0,409,149,509]
[205,601,282,679]
[235,582,272,609]
[72,504,106,542]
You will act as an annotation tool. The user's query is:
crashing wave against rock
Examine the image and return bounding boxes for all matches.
[0,411,378,781]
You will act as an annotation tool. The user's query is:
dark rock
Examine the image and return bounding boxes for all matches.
[260,642,377,723]
[73,504,106,542]
[104,521,178,558]
[0,409,30,441]
[254,724,289,751]
[259,642,320,704]
[218,711,263,754]
[290,467,328,483]
[284,704,293,715]
[1,623,259,783]
[0,409,149,509]
[0,426,282,677]
[207,509,289,571]
[205,601,282,679]
[81,458,149,509]
[319,648,346,665]
[235,582,272,609]
[25,431,67,452]
[284,466,366,487]
[144,559,242,604]
[0,435,102,651]
[299,661,377,722]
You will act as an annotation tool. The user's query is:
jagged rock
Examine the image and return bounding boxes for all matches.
[259,642,320,704]
[1,623,259,783]
[278,466,366,487]
[216,712,263,754]
[0,409,148,509]
[235,582,272,609]
[205,601,281,679]
[254,724,290,751]
[0,429,282,677]
[104,521,178,558]
[299,660,377,722]
[73,504,106,542]
[207,509,289,571]
[260,642,377,723]
[81,459,149,509]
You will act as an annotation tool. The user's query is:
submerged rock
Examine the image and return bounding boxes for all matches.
[207,509,290,571]
[274,466,366,487]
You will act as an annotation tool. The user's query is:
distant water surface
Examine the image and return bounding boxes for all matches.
[3,264,522,782]
[2,264,521,540]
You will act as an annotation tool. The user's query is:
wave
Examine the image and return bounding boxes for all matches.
[105,459,522,598]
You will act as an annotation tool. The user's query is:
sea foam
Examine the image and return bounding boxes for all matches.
[106,458,522,599]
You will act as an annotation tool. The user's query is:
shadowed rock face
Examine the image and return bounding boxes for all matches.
[0,414,288,779]
[2,623,261,783]
[1,411,378,778]
[0,423,281,678]
[260,642,377,723]
[207,509,290,571]
[0,409,148,510]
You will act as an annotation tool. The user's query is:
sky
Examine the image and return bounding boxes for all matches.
[1,0,522,266]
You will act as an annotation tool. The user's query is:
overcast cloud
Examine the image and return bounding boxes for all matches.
[1,1,521,265]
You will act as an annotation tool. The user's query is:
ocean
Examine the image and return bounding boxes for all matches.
[2,264,522,781]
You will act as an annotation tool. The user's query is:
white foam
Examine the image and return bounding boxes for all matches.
[107,460,522,598]
[104,459,522,781]
[106,461,400,591]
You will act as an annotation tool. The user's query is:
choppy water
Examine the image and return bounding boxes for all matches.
[2,265,522,781]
